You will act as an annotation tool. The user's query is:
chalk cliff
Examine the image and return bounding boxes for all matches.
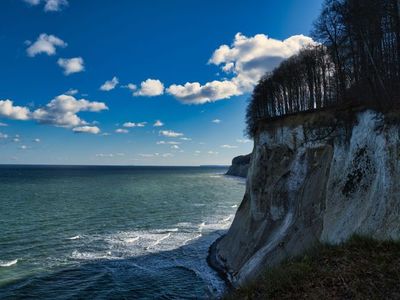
[211,109,400,287]
[226,154,252,178]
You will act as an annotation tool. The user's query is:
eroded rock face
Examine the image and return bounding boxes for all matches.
[214,110,400,287]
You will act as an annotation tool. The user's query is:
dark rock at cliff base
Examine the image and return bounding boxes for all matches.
[226,154,252,178]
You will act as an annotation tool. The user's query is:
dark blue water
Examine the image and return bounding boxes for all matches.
[0,166,245,299]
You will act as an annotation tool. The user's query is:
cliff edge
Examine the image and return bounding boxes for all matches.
[211,109,400,287]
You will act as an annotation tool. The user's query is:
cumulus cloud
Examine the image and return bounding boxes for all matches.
[34,138,41,142]
[31,94,107,128]
[0,100,31,120]
[153,120,164,127]
[19,145,28,150]
[57,57,85,75]
[159,130,183,138]
[123,122,146,128]
[168,33,316,104]
[73,126,100,134]
[115,128,129,134]
[167,80,241,105]
[212,119,221,124]
[171,145,180,149]
[100,76,119,91]
[26,33,67,57]
[23,0,68,12]
[0,95,107,134]
[134,79,164,97]
[0,133,8,139]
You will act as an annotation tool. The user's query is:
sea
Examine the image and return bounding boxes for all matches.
[0,165,245,299]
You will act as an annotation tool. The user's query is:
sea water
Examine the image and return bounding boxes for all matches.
[0,166,245,299]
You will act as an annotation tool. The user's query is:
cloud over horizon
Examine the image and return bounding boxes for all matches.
[0,95,108,134]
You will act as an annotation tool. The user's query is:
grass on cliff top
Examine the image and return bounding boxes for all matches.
[227,236,400,300]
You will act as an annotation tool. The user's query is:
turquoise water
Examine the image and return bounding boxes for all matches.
[0,166,245,299]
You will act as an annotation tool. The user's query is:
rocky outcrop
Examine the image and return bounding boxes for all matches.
[226,154,252,178]
[211,109,400,287]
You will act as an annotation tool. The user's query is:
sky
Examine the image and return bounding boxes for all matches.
[0,0,323,165]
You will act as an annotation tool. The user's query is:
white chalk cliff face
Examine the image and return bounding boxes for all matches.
[214,109,400,287]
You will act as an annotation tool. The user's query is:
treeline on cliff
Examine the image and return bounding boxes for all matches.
[246,0,400,137]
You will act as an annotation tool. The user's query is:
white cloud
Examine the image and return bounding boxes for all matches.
[100,76,119,91]
[24,0,68,11]
[220,144,238,149]
[23,0,68,11]
[73,126,100,134]
[171,145,180,149]
[19,145,28,150]
[237,138,251,143]
[13,137,20,142]
[65,89,79,95]
[167,80,241,105]
[0,100,31,120]
[44,0,68,11]
[122,83,137,95]
[162,153,173,158]
[0,133,8,139]
[115,128,129,134]
[168,33,316,104]
[32,94,108,128]
[123,122,146,128]
[57,57,85,75]
[26,33,67,57]
[180,137,192,141]
[212,119,221,124]
[123,122,136,128]
[159,130,183,138]
[34,138,41,142]
[134,79,164,97]
[0,122,8,126]
[153,120,164,127]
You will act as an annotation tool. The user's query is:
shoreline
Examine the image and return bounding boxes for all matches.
[207,235,233,291]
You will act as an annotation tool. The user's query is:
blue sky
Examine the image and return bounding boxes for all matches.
[0,0,323,165]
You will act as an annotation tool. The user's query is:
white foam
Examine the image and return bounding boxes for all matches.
[231,204,238,208]
[68,235,81,240]
[0,259,18,267]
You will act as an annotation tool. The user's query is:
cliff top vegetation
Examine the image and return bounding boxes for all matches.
[246,0,400,137]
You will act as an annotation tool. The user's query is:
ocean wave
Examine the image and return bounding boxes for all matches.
[0,259,18,267]
[68,235,82,240]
